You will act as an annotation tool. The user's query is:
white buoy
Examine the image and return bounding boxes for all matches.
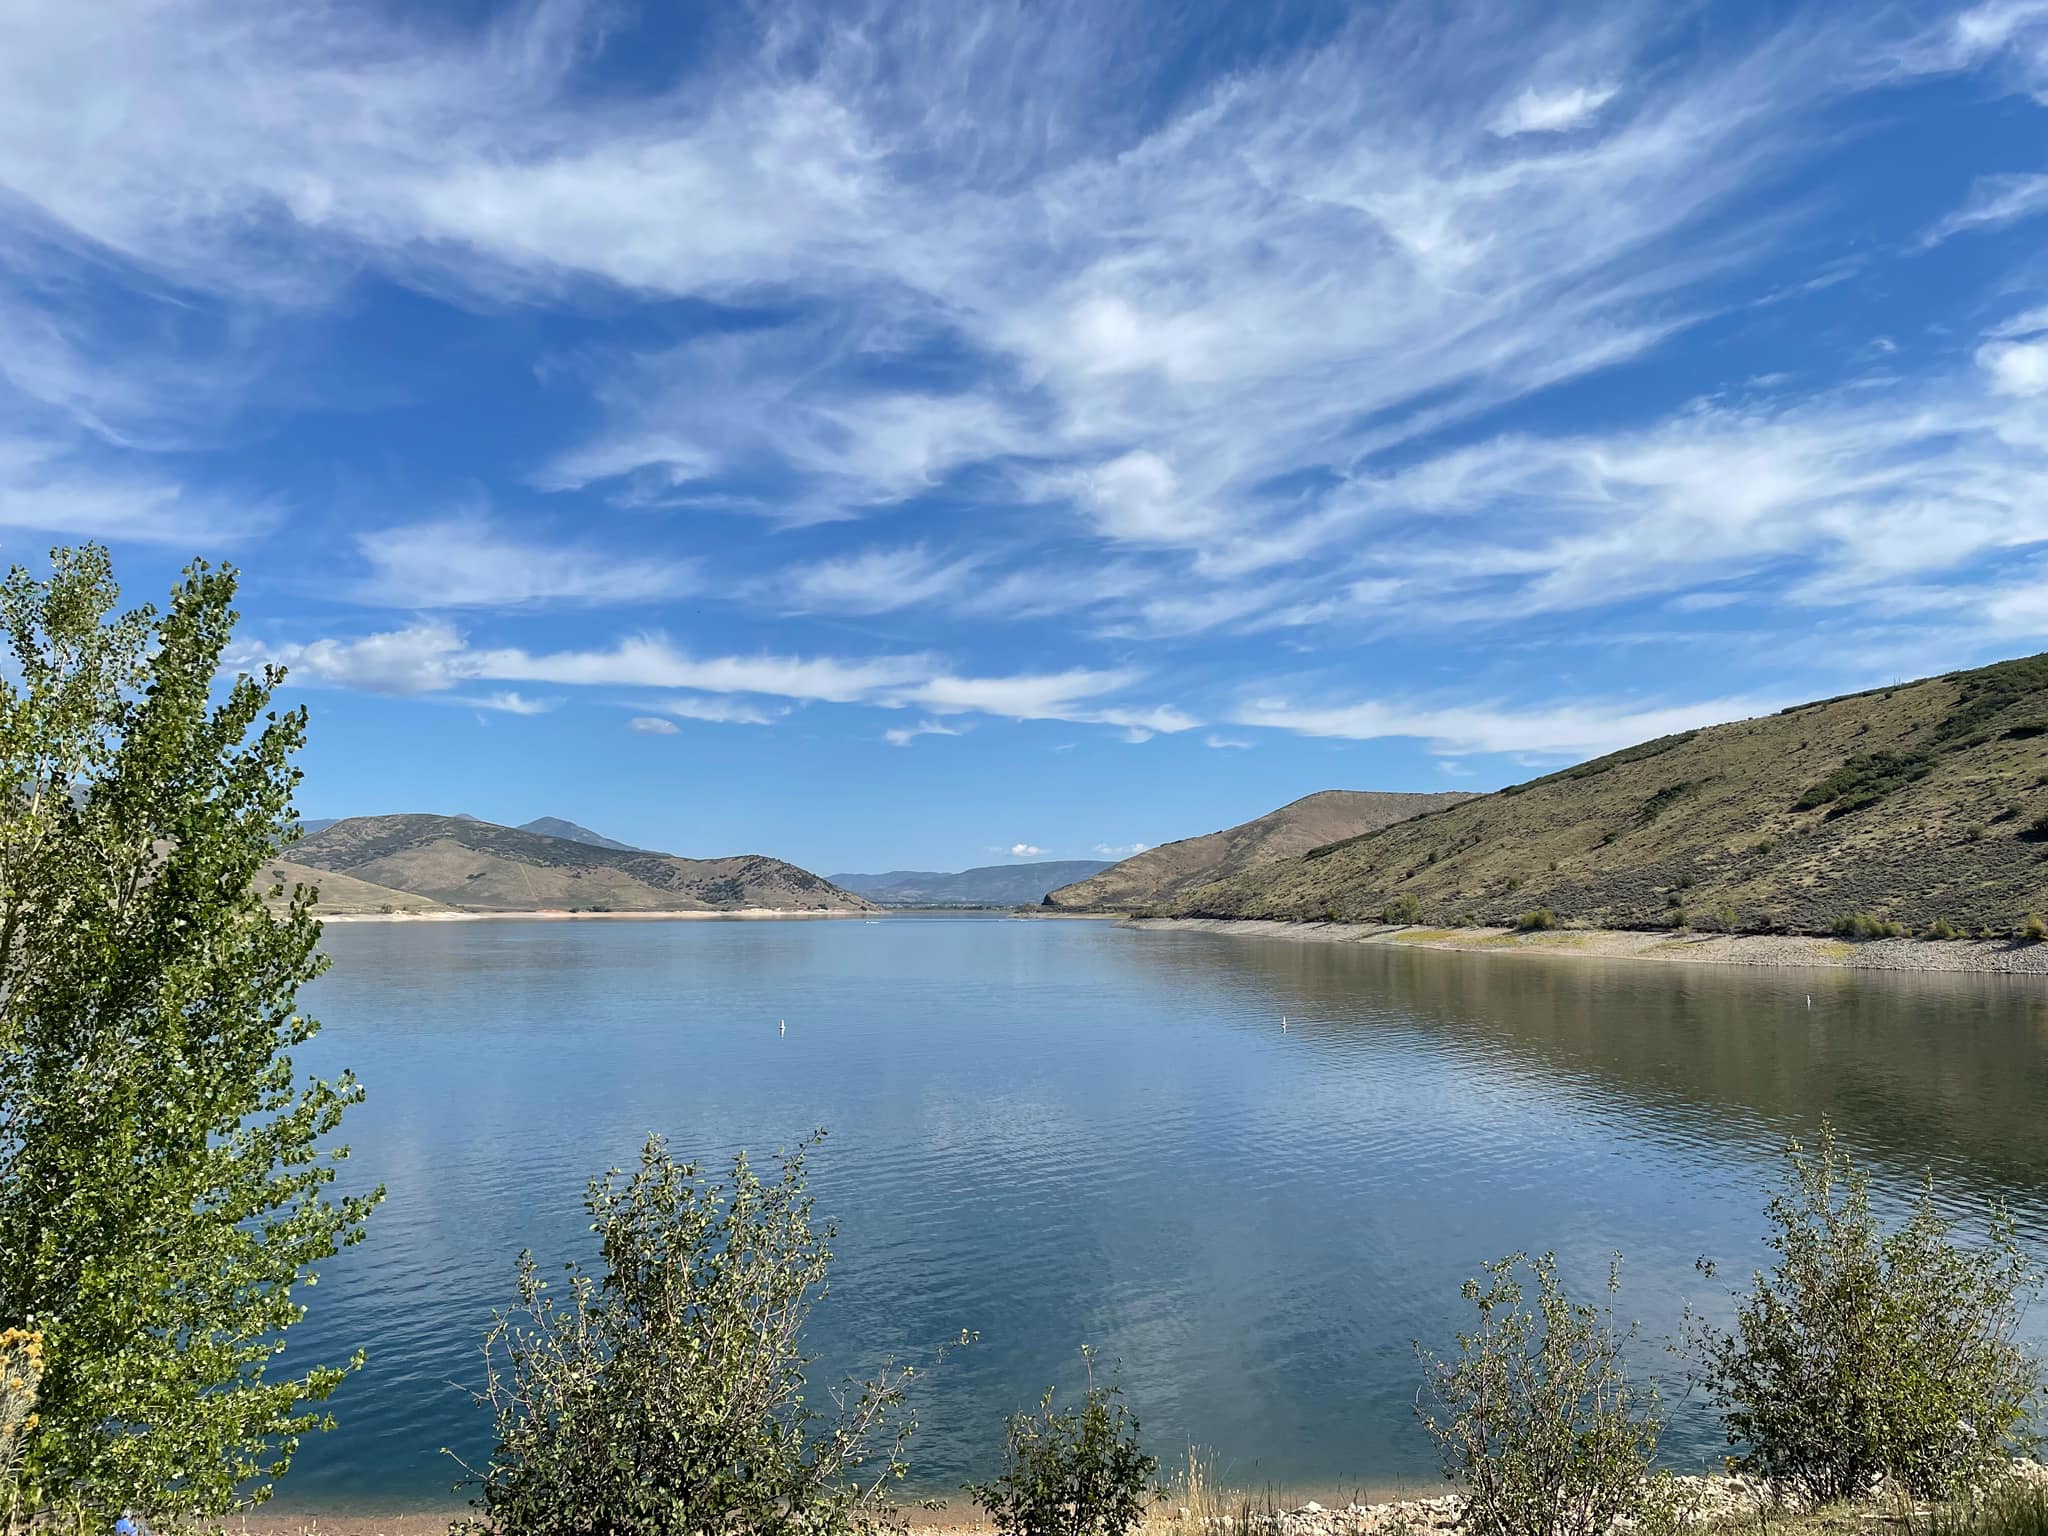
[780,1018,786,1036]
[1281,1015,1288,1031]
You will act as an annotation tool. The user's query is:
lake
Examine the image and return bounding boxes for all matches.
[277,915,2048,1515]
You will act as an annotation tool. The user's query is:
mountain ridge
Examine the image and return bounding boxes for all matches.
[289,814,872,914]
[1045,790,1477,911]
[1171,652,2048,936]
[831,860,1112,906]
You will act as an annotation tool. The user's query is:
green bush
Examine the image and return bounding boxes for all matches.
[1966,823,1988,843]
[1687,1124,2043,1503]
[1383,893,1425,925]
[1833,912,1904,939]
[1925,918,1961,941]
[1416,1253,1668,1536]
[1514,908,1558,932]
[2024,913,2048,942]
[456,1131,962,1536]
[966,1352,1158,1536]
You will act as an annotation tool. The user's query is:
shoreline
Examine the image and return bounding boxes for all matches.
[316,906,877,924]
[1124,917,2048,975]
[211,1461,2048,1536]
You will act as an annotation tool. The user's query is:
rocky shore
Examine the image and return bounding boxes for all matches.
[1126,918,2048,975]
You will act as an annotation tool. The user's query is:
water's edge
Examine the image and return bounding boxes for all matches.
[1124,917,2048,975]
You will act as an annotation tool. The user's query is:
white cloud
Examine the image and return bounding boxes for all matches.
[243,622,470,695]
[628,716,680,734]
[353,514,696,608]
[1008,842,1046,857]
[882,718,963,747]
[1094,842,1149,857]
[1978,338,2048,396]
[1490,83,1618,136]
[1920,172,2048,246]
[1235,692,1786,757]
[1205,734,1254,749]
[901,667,1141,719]
[640,695,783,726]
[0,434,273,546]
[460,690,555,716]
[779,544,981,615]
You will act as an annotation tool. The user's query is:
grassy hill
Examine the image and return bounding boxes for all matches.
[1173,652,2048,937]
[1044,790,1475,911]
[261,858,449,916]
[831,860,1112,906]
[290,815,873,914]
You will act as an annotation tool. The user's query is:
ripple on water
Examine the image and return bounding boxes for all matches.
[269,918,2048,1512]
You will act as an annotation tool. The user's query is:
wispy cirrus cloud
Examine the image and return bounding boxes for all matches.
[352,514,697,609]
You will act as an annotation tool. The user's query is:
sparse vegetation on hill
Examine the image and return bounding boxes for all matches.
[1171,653,2048,937]
[1045,791,1473,911]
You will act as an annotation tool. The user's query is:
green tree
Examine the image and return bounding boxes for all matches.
[1688,1123,2042,1502]
[457,1130,961,1536]
[966,1351,1158,1536]
[0,546,378,1521]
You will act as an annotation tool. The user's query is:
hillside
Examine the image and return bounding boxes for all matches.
[260,858,448,915]
[1045,790,1475,911]
[290,815,873,913]
[1175,652,2048,936]
[518,816,646,852]
[831,860,1111,906]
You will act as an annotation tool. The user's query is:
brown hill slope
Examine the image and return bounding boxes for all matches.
[261,858,449,915]
[1044,789,1475,911]
[291,815,874,913]
[1174,653,2048,937]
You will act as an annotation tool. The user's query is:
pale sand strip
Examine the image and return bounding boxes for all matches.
[1125,917,2048,975]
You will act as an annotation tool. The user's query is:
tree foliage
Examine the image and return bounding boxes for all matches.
[1688,1123,2042,1502]
[457,1130,957,1536]
[0,546,378,1520]
[1416,1252,1667,1536]
[966,1352,1158,1536]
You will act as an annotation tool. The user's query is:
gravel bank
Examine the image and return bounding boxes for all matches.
[1126,918,2048,975]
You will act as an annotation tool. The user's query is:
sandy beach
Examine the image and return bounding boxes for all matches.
[1125,917,2048,975]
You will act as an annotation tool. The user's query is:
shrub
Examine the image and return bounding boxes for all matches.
[1383,894,1425,925]
[1416,1253,1667,1536]
[1687,1123,2043,1503]
[1833,912,1904,939]
[1966,823,1988,843]
[966,1351,1158,1536]
[2025,913,2048,942]
[456,1131,962,1536]
[1925,918,1961,940]
[2032,812,2048,840]
[1515,908,1558,932]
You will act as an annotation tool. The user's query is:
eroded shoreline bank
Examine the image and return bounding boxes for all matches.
[1125,917,2048,975]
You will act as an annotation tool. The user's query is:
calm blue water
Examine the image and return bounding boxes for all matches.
[277,916,2048,1514]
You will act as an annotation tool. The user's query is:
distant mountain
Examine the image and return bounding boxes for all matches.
[1045,790,1476,911]
[297,817,342,836]
[1168,651,2048,937]
[830,860,1113,906]
[518,816,646,852]
[291,815,873,914]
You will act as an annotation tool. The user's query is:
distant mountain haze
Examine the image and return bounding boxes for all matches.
[1171,651,2048,937]
[1046,790,1476,910]
[830,860,1112,906]
[283,814,872,914]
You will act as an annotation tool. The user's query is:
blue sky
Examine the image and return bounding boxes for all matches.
[6,0,2048,872]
